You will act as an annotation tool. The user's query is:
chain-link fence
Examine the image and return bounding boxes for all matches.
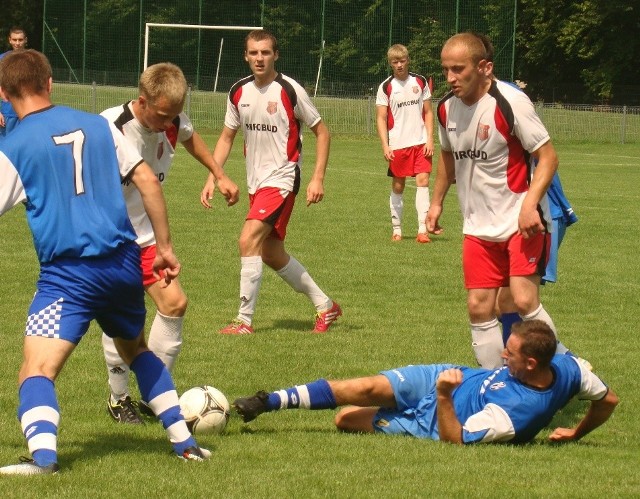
[50,82,640,143]
[42,0,517,99]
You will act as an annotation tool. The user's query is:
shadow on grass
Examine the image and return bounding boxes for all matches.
[267,318,361,333]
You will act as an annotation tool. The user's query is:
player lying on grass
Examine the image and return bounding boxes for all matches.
[233,320,618,444]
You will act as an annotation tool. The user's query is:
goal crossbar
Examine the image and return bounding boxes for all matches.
[143,23,262,70]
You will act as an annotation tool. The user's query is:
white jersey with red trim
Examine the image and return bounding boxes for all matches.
[101,102,194,247]
[225,73,321,194]
[376,72,431,150]
[437,79,551,241]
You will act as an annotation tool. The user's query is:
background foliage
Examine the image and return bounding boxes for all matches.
[2,0,640,104]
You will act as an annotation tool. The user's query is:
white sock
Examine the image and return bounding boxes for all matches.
[415,186,430,234]
[470,318,504,369]
[238,256,263,325]
[390,192,403,235]
[102,333,130,402]
[277,256,332,312]
[521,304,569,354]
[146,311,184,372]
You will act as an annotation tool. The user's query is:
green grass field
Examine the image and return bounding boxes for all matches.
[0,137,638,498]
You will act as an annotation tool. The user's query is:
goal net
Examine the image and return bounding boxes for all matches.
[144,23,262,93]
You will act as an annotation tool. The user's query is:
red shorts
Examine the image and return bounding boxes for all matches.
[248,187,296,241]
[462,232,550,289]
[387,144,432,178]
[140,245,164,287]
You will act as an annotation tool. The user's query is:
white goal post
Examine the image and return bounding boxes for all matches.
[143,23,263,74]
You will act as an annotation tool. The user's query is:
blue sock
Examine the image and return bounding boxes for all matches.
[18,376,59,467]
[499,312,522,345]
[130,351,196,455]
[267,379,337,411]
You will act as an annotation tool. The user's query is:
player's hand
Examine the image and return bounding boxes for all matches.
[152,248,181,286]
[423,141,434,158]
[426,205,443,234]
[306,178,324,206]
[436,368,464,395]
[548,427,578,442]
[200,176,217,209]
[382,145,395,161]
[0,112,5,127]
[518,205,545,239]
[216,176,240,206]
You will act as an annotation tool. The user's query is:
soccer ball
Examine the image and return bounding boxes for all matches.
[179,385,230,435]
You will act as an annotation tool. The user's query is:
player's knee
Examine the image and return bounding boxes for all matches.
[158,292,188,317]
[512,294,538,315]
[172,293,188,316]
[467,296,494,320]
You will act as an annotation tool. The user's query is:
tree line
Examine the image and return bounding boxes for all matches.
[2,0,639,104]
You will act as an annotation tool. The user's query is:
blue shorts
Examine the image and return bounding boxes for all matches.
[26,242,146,344]
[542,218,567,284]
[373,364,456,439]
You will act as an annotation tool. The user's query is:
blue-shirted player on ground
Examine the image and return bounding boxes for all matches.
[0,49,210,475]
[232,320,617,444]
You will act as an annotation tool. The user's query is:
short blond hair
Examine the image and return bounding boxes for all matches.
[387,44,409,61]
[139,62,187,106]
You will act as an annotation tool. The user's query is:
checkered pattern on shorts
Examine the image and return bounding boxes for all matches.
[25,298,64,338]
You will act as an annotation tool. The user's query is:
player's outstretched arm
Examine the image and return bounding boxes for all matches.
[306,120,330,206]
[130,161,180,283]
[548,388,619,442]
[184,130,239,207]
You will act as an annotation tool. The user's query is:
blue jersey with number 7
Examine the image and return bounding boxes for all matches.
[0,105,141,262]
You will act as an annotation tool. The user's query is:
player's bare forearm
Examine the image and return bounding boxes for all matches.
[131,162,180,282]
[436,369,464,444]
[549,388,619,442]
[132,163,172,248]
[376,106,394,160]
[427,151,453,232]
[423,100,434,156]
[310,121,331,184]
[210,126,237,177]
[519,140,558,236]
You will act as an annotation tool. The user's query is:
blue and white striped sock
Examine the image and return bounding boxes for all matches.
[18,376,59,467]
[131,351,196,455]
[268,379,337,411]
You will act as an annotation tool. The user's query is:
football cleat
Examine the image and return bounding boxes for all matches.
[391,233,402,242]
[178,446,212,462]
[416,232,431,244]
[233,391,270,423]
[219,320,254,335]
[107,395,144,424]
[312,301,342,333]
[0,457,60,475]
